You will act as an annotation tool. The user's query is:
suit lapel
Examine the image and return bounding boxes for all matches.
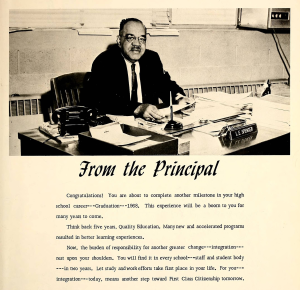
[139,54,147,103]
[115,49,130,102]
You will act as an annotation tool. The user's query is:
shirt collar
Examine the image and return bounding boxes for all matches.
[121,53,140,69]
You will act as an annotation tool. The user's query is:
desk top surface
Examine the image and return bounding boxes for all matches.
[18,94,290,155]
[18,124,289,155]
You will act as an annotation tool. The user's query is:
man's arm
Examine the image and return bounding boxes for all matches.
[133,51,187,120]
[149,52,186,106]
[164,71,186,100]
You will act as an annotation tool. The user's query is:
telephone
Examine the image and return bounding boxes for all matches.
[52,106,94,136]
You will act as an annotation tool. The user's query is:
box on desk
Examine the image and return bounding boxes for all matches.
[78,124,178,155]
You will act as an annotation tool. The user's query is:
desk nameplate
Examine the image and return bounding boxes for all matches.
[219,131,258,149]
[227,123,258,141]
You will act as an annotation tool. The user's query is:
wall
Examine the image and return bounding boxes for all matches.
[9,28,290,95]
[9,28,290,155]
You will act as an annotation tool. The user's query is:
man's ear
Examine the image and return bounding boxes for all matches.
[116,36,121,48]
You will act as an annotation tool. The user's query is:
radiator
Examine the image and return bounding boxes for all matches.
[182,79,288,98]
[9,94,43,117]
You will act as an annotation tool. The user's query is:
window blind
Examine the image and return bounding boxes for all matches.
[9,9,163,29]
[171,9,237,27]
[10,9,237,30]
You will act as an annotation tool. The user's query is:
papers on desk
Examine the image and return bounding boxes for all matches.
[193,122,229,136]
[191,92,254,122]
[194,105,245,122]
[106,114,136,126]
[100,91,289,138]
[250,97,290,132]
[90,123,151,146]
[194,92,253,117]
[39,122,78,144]
[159,100,196,116]
[193,92,290,132]
[194,91,253,106]
[157,92,250,125]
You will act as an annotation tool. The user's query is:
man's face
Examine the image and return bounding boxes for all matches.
[118,21,146,63]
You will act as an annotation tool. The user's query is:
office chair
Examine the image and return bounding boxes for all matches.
[50,72,91,108]
[50,72,111,126]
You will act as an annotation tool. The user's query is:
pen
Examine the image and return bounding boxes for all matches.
[170,92,173,121]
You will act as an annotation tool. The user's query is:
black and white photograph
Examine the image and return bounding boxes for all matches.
[8,8,290,156]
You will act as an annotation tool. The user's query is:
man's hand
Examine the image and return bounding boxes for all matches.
[175,93,196,115]
[134,104,164,121]
[175,93,194,105]
[175,93,186,103]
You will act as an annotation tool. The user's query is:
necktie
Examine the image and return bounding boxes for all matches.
[131,63,138,103]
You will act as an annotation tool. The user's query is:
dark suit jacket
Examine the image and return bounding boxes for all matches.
[85,45,185,116]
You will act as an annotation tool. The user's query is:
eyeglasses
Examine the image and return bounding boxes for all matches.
[123,34,146,44]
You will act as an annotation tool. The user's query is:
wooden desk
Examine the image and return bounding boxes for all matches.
[18,125,289,156]
[18,94,290,156]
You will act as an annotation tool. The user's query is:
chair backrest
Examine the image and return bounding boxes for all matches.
[50,72,91,108]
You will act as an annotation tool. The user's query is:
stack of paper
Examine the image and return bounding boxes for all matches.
[39,122,78,144]
[192,91,290,132]
[90,123,151,146]
[194,104,244,122]
[106,114,136,126]
[193,121,229,136]
[194,91,253,106]
[159,100,196,116]
[250,98,290,132]
[191,92,254,122]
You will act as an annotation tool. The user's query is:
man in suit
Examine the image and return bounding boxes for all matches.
[86,18,186,121]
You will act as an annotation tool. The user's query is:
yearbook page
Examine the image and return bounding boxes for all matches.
[1,2,299,290]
